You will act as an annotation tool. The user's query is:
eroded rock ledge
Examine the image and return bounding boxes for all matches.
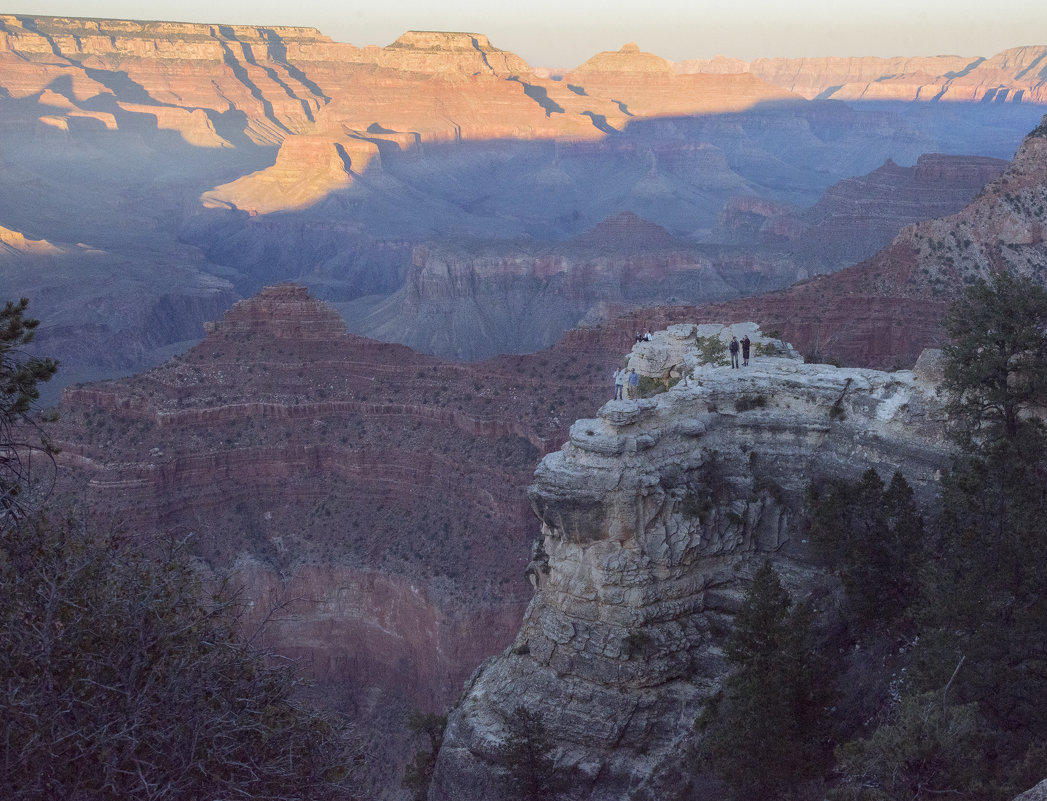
[431,324,952,800]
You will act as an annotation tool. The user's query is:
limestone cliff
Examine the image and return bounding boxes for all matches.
[431,325,951,800]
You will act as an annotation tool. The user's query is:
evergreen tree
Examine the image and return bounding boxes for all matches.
[809,469,925,635]
[901,273,1047,794]
[698,562,836,800]
[0,521,363,800]
[493,706,570,801]
[403,710,447,801]
[0,298,58,520]
[939,271,1047,445]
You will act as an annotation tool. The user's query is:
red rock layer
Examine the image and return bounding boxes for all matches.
[49,284,614,711]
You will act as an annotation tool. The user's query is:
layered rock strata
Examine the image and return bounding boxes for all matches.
[678,47,1047,104]
[48,284,617,717]
[431,325,951,800]
[584,114,1047,370]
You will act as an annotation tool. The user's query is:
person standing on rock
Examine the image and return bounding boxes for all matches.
[741,335,751,367]
[729,336,740,369]
[613,368,625,400]
[627,368,640,398]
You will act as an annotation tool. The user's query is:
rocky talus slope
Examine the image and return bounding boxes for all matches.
[431,325,952,800]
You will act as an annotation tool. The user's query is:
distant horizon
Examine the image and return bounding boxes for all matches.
[6,1,1046,69]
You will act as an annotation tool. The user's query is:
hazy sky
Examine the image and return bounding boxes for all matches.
[10,0,1046,67]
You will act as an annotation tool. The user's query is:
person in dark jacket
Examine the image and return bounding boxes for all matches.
[741,335,751,366]
[729,336,740,369]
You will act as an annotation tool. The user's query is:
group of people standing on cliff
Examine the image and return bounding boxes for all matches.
[613,331,754,400]
[729,335,751,369]
[613,367,639,400]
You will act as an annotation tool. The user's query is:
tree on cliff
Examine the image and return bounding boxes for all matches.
[835,274,1047,800]
[492,706,570,801]
[697,561,836,800]
[808,469,925,636]
[0,298,58,521]
[917,273,1047,736]
[939,271,1047,445]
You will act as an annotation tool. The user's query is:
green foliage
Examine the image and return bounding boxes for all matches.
[808,470,925,635]
[636,374,665,397]
[402,710,447,801]
[0,298,58,520]
[830,692,991,801]
[492,706,570,801]
[915,275,1047,737]
[0,519,362,800]
[696,335,729,366]
[915,430,1047,737]
[940,272,1047,445]
[697,562,836,800]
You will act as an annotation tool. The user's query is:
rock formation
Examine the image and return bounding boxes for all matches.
[2,12,1044,400]
[46,283,623,784]
[431,325,952,799]
[676,48,1047,104]
[578,114,1047,370]
[346,149,1008,362]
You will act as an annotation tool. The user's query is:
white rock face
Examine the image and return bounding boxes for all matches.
[431,328,953,801]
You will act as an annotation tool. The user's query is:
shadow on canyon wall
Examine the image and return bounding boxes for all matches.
[1,90,1045,400]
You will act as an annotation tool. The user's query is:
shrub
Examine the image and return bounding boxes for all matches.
[0,520,362,800]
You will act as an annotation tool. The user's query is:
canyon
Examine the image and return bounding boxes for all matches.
[595,113,1047,371]
[44,283,617,792]
[0,14,1045,400]
[5,12,1047,799]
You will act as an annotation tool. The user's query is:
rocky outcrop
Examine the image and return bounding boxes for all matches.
[431,325,952,799]
[1015,779,1047,801]
[378,31,530,75]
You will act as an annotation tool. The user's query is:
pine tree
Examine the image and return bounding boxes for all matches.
[493,706,570,801]
[809,470,925,635]
[906,272,1047,793]
[698,562,836,800]
[0,298,58,520]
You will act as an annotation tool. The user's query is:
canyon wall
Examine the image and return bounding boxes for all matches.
[677,47,1047,104]
[2,14,1045,394]
[574,114,1047,371]
[47,283,618,717]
